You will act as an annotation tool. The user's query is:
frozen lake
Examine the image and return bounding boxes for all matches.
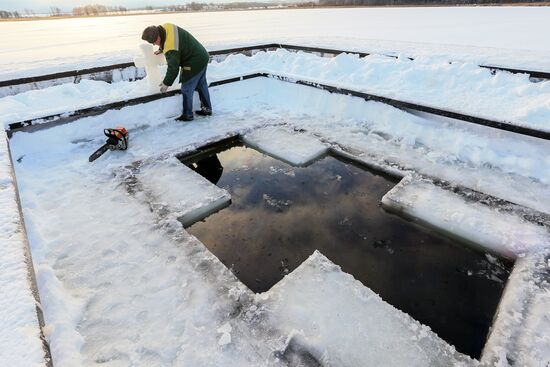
[1,6,550,79]
[2,6,550,367]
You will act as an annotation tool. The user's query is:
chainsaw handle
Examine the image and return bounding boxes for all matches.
[104,128,129,151]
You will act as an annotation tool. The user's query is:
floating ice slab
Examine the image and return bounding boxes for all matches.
[137,157,231,227]
[381,176,549,259]
[260,251,476,367]
[242,126,328,166]
[0,132,46,366]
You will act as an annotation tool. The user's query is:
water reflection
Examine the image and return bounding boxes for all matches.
[188,154,223,184]
[185,145,511,359]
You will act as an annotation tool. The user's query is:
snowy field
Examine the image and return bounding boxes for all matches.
[1,6,550,80]
[1,6,550,367]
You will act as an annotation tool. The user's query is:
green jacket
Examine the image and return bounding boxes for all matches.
[160,23,209,86]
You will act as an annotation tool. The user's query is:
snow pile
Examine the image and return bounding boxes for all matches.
[136,157,231,227]
[260,251,477,367]
[243,126,328,166]
[0,131,46,367]
[382,176,550,259]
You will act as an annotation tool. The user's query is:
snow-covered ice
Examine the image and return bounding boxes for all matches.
[1,7,550,367]
[5,74,549,366]
[4,68,548,365]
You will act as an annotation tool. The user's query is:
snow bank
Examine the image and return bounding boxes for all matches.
[382,176,550,259]
[260,251,477,367]
[243,126,328,166]
[0,131,46,367]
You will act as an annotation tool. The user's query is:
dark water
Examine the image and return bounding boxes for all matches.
[183,144,511,359]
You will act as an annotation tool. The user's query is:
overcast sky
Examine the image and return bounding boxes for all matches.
[0,0,206,13]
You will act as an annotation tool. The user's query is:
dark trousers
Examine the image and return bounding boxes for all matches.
[180,66,212,118]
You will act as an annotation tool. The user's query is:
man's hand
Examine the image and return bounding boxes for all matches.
[159,83,169,93]
[154,49,163,55]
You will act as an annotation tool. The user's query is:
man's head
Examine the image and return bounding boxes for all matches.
[142,26,160,45]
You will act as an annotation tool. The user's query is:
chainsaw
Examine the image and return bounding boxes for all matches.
[88,127,129,162]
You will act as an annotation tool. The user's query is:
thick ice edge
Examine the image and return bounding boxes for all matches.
[381,176,550,259]
[0,130,46,366]
[260,251,477,367]
[243,126,328,166]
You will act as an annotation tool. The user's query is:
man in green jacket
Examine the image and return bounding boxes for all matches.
[142,24,212,121]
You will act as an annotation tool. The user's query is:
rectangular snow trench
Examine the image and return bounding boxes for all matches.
[177,136,512,359]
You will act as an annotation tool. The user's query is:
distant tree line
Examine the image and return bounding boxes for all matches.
[318,0,547,4]
[72,4,128,16]
[0,8,41,18]
[2,0,548,19]
[0,10,21,18]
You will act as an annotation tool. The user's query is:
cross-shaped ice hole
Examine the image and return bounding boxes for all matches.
[133,43,167,92]
[176,138,511,360]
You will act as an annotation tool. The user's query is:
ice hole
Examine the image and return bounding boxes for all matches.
[177,138,512,359]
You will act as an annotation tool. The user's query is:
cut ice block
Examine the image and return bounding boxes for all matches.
[137,157,230,227]
[243,127,328,166]
[381,176,548,259]
[260,251,477,367]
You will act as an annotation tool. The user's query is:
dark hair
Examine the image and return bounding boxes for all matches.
[142,26,159,43]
